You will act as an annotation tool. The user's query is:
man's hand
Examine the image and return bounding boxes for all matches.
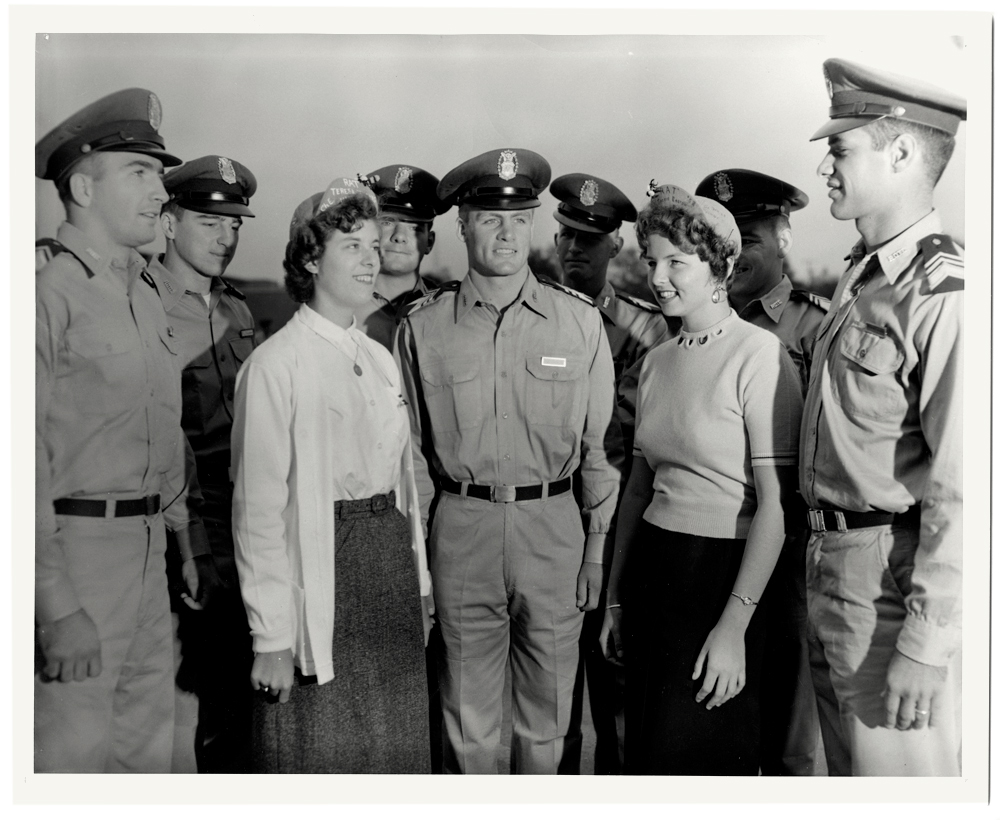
[180,554,222,611]
[576,560,604,611]
[37,609,102,683]
[599,606,624,666]
[251,650,295,704]
[883,649,949,731]
[420,594,435,648]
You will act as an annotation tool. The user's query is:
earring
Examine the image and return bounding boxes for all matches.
[711,287,724,304]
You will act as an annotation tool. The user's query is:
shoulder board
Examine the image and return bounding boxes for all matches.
[538,277,595,307]
[35,237,93,276]
[617,291,661,314]
[401,279,459,317]
[918,234,965,293]
[222,280,247,300]
[789,289,831,313]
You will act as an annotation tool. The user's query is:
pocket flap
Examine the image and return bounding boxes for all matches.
[67,325,133,359]
[421,357,479,387]
[228,337,254,364]
[525,355,585,381]
[840,323,902,375]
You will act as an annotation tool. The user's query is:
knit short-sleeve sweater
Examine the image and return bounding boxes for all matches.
[634,310,803,539]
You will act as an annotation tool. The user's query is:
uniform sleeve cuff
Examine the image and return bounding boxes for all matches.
[173,520,211,562]
[895,615,961,667]
[35,581,83,625]
[252,633,294,655]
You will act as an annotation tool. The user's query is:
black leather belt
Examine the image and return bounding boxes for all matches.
[54,495,161,518]
[335,491,396,519]
[439,476,572,503]
[807,505,920,533]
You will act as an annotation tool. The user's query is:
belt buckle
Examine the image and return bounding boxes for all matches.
[490,485,516,503]
[371,494,389,513]
[807,509,825,532]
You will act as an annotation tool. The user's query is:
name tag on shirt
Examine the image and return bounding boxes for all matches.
[541,357,566,368]
[240,328,254,338]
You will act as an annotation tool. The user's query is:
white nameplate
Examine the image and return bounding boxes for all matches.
[541,357,567,367]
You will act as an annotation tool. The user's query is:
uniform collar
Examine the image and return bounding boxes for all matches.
[742,275,792,324]
[297,302,361,348]
[148,256,228,311]
[56,222,146,282]
[595,280,618,324]
[872,211,942,285]
[454,268,550,323]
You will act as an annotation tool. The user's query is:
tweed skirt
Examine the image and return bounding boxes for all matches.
[625,520,766,776]
[251,495,431,773]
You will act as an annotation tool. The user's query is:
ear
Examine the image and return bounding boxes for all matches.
[609,234,624,259]
[723,256,736,288]
[776,226,793,259]
[304,260,319,276]
[426,229,436,254]
[890,132,918,173]
[456,218,467,244]
[67,172,93,208]
[160,211,177,240]
[553,232,559,250]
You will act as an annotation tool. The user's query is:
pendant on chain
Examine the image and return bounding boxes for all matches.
[354,363,363,377]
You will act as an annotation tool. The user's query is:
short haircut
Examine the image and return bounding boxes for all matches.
[635,201,739,283]
[161,199,185,219]
[864,117,956,186]
[54,152,105,205]
[283,194,379,303]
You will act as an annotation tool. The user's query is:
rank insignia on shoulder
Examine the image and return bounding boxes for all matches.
[790,289,831,313]
[240,328,254,338]
[223,281,247,300]
[919,234,964,294]
[538,277,595,306]
[618,291,661,314]
[403,280,458,316]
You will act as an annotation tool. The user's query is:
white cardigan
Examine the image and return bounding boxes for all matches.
[231,306,430,684]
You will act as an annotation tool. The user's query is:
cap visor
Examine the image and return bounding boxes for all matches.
[380,204,435,223]
[553,211,613,234]
[102,144,184,167]
[810,116,875,141]
[464,196,541,210]
[181,202,255,218]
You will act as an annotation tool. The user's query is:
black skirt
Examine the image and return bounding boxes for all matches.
[625,520,766,775]
[251,496,431,773]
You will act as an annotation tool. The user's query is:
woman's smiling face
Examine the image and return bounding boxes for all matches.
[308,219,381,310]
[644,233,721,329]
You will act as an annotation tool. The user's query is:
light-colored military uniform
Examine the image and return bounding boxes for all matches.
[800,212,963,776]
[35,223,207,772]
[397,271,621,774]
[593,280,673,382]
[356,274,435,351]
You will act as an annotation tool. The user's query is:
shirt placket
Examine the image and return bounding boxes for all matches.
[128,274,159,494]
[492,304,517,486]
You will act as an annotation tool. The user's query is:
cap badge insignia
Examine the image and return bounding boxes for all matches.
[498,150,518,181]
[824,68,834,100]
[579,179,599,207]
[147,93,162,131]
[713,173,734,202]
[394,166,414,194]
[218,157,237,185]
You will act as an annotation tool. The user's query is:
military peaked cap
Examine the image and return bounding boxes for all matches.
[164,155,257,217]
[437,148,551,210]
[550,173,637,234]
[364,164,448,222]
[695,169,808,225]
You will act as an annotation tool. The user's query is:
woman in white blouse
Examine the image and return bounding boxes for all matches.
[231,178,432,773]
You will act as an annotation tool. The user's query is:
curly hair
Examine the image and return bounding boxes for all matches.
[635,202,739,283]
[283,194,379,303]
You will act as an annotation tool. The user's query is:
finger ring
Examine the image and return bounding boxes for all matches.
[914,709,929,716]
[261,685,270,693]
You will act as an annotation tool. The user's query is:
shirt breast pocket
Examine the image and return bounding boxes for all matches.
[228,337,254,366]
[420,357,483,432]
[66,324,144,416]
[834,322,905,421]
[525,355,586,427]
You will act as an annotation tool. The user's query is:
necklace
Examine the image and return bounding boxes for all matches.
[352,338,363,377]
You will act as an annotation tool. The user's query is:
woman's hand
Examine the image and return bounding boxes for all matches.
[599,606,624,667]
[692,621,746,709]
[251,650,294,704]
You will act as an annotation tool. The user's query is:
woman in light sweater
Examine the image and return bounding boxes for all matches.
[600,184,803,775]
[231,179,432,773]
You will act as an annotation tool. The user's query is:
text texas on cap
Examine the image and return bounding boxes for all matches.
[288,177,379,240]
[811,58,967,141]
[550,173,637,234]
[164,155,258,217]
[695,169,808,225]
[364,165,448,222]
[437,148,551,211]
[36,87,182,181]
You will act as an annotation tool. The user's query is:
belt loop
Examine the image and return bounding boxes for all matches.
[459,480,471,499]
[105,499,116,519]
[541,480,550,500]
[807,510,823,532]
[834,511,848,533]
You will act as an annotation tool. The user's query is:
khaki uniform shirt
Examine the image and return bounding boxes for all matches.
[737,275,830,393]
[593,281,673,382]
[147,258,255,460]
[36,223,206,623]
[396,270,621,561]
[799,212,963,666]
[357,274,435,351]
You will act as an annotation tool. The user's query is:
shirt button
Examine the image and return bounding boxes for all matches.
[858,348,867,358]
[501,371,507,378]
[504,454,510,460]
[501,331,506,337]
[502,413,508,419]
[370,399,376,406]
[377,443,383,450]
[220,354,227,362]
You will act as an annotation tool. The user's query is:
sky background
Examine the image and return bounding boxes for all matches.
[34,28,970,288]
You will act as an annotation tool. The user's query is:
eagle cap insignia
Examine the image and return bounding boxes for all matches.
[714,172,734,202]
[579,179,599,207]
[498,150,518,181]
[218,157,237,185]
[147,93,162,130]
[394,166,413,194]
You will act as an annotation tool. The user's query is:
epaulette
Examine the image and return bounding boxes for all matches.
[222,280,247,301]
[538,277,595,307]
[401,279,459,317]
[919,234,965,294]
[617,291,661,314]
[35,237,90,276]
[789,289,831,313]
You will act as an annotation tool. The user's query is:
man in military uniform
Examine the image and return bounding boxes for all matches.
[801,58,964,776]
[549,173,667,775]
[695,168,829,776]
[35,88,209,772]
[395,148,622,774]
[147,155,258,773]
[356,164,448,350]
